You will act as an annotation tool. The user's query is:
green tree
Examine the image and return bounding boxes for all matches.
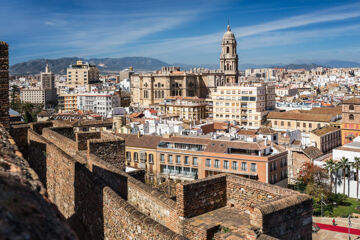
[334,162,341,194]
[324,159,336,193]
[352,157,360,201]
[339,157,350,196]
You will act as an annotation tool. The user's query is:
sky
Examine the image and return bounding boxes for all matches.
[2,0,360,65]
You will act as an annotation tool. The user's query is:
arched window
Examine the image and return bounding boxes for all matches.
[229,65,232,71]
[226,46,229,53]
[350,105,355,110]
[350,114,355,120]
[161,90,164,98]
[155,91,158,98]
[226,63,229,70]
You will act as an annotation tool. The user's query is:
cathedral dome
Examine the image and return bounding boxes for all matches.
[222,24,235,40]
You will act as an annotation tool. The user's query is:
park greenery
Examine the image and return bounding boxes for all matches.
[292,158,360,217]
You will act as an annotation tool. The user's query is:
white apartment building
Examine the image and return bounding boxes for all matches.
[77,91,120,118]
[20,88,56,105]
[212,84,275,128]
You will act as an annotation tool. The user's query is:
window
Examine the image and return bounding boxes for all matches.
[193,157,198,166]
[176,155,181,164]
[206,159,211,167]
[226,46,229,53]
[126,152,131,161]
[303,123,306,128]
[287,122,291,127]
[223,160,229,169]
[168,155,173,164]
[232,161,238,170]
[160,154,165,162]
[134,152,138,162]
[297,122,300,127]
[184,156,189,165]
[309,123,312,128]
[149,154,154,164]
[241,162,247,171]
[350,104,355,110]
[274,121,278,126]
[214,160,220,168]
[281,121,284,126]
[251,163,257,172]
[350,114,355,120]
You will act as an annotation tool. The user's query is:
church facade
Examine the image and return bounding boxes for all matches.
[130,25,238,107]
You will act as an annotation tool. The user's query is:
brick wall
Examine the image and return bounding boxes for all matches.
[176,174,227,218]
[46,142,76,219]
[252,195,312,240]
[88,154,180,233]
[29,121,53,134]
[226,175,279,211]
[74,163,106,240]
[0,42,9,130]
[88,138,126,171]
[127,169,146,183]
[42,128,78,156]
[103,186,186,240]
[10,124,30,157]
[75,131,101,151]
[0,123,78,239]
[28,129,48,187]
[50,127,76,140]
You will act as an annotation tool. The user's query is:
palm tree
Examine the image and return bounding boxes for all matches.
[352,157,360,200]
[324,159,335,193]
[339,157,350,196]
[334,162,341,194]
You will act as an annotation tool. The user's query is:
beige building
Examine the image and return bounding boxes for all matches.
[66,60,99,89]
[212,84,275,128]
[63,94,78,111]
[310,125,341,154]
[268,108,341,133]
[131,66,222,107]
[130,25,239,107]
[154,97,207,121]
[20,64,57,106]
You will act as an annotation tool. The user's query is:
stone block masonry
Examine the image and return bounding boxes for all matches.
[176,174,227,218]
[88,137,126,171]
[0,42,9,130]
[103,186,186,240]
[0,123,78,239]
[75,131,101,151]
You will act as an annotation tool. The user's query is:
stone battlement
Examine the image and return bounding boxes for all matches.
[2,120,313,240]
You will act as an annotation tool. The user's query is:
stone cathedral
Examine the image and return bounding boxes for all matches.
[131,25,239,107]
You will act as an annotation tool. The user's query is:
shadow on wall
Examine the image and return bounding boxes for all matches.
[28,140,47,187]
[72,163,105,240]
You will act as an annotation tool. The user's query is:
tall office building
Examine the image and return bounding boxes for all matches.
[66,60,99,89]
[0,41,9,129]
[20,64,57,106]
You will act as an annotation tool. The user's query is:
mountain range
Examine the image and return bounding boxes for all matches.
[9,57,360,75]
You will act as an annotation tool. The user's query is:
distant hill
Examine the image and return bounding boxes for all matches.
[10,57,170,75]
[315,60,360,68]
[270,63,324,70]
[10,57,360,75]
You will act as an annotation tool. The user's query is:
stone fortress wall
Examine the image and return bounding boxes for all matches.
[6,121,311,240]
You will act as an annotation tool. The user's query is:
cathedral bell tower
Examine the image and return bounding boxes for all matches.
[220,24,238,83]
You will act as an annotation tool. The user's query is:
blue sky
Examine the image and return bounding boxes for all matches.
[2,0,360,65]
